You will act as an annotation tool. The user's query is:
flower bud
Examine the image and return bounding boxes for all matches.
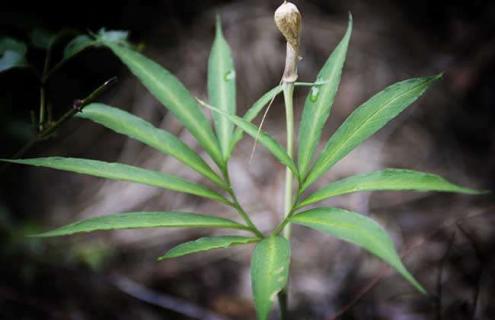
[274,1,301,51]
[274,1,302,82]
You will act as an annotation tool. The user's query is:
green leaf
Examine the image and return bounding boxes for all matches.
[229,85,283,154]
[79,103,226,188]
[33,211,249,237]
[0,38,27,72]
[208,17,236,159]
[298,14,352,178]
[4,157,229,204]
[227,81,325,155]
[251,236,291,320]
[302,75,441,192]
[158,235,257,260]
[290,207,426,293]
[102,42,224,166]
[64,35,95,60]
[97,29,129,44]
[204,102,298,177]
[298,169,483,208]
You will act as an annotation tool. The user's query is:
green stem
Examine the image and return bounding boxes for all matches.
[278,81,295,320]
[222,166,264,238]
[39,87,46,131]
[282,82,295,239]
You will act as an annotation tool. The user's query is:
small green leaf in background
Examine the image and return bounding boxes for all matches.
[64,35,95,61]
[229,85,283,153]
[33,212,249,237]
[79,103,226,188]
[251,236,291,320]
[0,38,28,72]
[298,14,352,179]
[302,75,441,192]
[203,101,299,177]
[290,207,425,293]
[298,168,482,208]
[208,17,237,159]
[158,235,258,260]
[101,42,224,167]
[3,157,229,204]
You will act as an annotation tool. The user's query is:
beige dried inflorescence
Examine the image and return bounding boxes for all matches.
[274,1,302,82]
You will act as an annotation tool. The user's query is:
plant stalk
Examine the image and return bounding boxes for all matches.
[282,82,295,239]
[222,166,264,238]
[277,81,295,320]
[6,77,117,161]
[275,2,301,318]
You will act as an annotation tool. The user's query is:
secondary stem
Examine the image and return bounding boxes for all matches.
[7,77,117,161]
[222,166,264,238]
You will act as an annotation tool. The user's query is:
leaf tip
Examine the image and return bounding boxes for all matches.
[471,188,491,195]
[27,231,57,238]
[415,282,428,295]
[215,14,223,36]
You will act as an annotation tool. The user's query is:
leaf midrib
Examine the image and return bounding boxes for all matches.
[306,80,427,185]
[112,44,220,161]
[292,214,391,261]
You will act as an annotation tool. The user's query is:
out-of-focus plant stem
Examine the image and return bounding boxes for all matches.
[4,77,117,164]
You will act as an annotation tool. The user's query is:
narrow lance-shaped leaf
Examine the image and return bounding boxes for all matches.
[79,103,226,188]
[229,85,283,154]
[64,35,95,61]
[158,235,258,260]
[298,168,483,208]
[298,14,352,178]
[251,236,291,320]
[202,101,298,177]
[290,207,426,293]
[101,41,224,166]
[33,212,249,237]
[302,75,441,192]
[3,157,229,204]
[208,17,236,159]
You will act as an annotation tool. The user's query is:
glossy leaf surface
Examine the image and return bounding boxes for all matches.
[102,42,224,166]
[251,236,291,320]
[303,75,441,191]
[290,207,425,293]
[79,103,225,188]
[299,168,481,208]
[4,157,228,204]
[208,17,236,158]
[298,15,352,178]
[34,212,248,237]
[158,235,257,260]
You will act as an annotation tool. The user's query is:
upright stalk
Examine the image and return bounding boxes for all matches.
[274,2,302,319]
[282,82,295,239]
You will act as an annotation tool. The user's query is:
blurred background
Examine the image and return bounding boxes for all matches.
[1,0,494,319]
